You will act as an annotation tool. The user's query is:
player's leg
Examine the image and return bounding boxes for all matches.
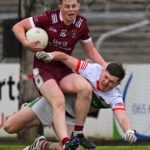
[59,73,92,136]
[63,91,96,149]
[48,124,96,150]
[23,129,79,150]
[22,112,93,150]
[22,98,61,150]
[37,79,76,148]
[48,142,62,150]
[4,107,40,133]
[34,75,79,149]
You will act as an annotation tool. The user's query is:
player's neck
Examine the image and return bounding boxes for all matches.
[63,19,73,26]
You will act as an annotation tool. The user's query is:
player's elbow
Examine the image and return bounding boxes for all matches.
[12,23,18,34]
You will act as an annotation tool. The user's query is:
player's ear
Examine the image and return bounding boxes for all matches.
[117,81,121,86]
[78,2,80,9]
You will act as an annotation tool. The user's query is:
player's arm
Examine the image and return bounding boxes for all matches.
[53,51,79,71]
[114,110,133,133]
[12,18,31,46]
[113,110,137,143]
[36,51,79,71]
[12,18,42,52]
[81,41,107,68]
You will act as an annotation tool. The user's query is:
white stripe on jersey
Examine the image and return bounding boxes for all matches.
[29,17,36,28]
[75,18,83,28]
[81,37,92,43]
[51,14,58,24]
[81,61,88,70]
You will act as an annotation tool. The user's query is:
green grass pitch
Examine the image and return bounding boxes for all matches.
[0,145,150,150]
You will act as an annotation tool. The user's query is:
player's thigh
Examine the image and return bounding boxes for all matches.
[59,73,92,93]
[39,79,65,106]
[33,70,65,105]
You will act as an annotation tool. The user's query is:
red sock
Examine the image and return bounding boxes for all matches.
[74,125,84,131]
[40,140,48,150]
[61,137,70,146]
[73,125,84,136]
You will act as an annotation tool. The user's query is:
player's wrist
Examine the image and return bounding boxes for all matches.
[124,129,137,143]
[47,53,54,60]
[126,129,135,134]
[22,39,30,48]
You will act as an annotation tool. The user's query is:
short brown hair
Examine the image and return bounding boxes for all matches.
[59,0,79,4]
[106,62,125,81]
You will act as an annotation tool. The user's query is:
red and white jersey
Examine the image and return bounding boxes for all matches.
[75,60,125,111]
[29,10,91,70]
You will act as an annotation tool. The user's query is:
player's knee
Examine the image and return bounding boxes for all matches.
[4,117,16,133]
[56,101,65,111]
[4,125,13,134]
[85,84,93,94]
[52,98,65,111]
[79,84,92,101]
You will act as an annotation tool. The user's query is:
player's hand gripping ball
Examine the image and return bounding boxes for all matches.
[26,27,48,49]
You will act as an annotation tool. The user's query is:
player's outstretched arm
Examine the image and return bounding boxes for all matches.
[36,51,79,71]
[114,110,137,143]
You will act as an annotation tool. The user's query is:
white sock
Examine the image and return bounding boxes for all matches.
[73,131,83,136]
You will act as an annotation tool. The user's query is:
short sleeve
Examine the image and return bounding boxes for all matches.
[32,11,50,28]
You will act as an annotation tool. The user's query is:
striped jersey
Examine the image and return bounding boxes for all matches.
[29,10,91,70]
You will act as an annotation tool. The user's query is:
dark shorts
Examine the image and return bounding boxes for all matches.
[33,66,73,89]
[39,67,73,82]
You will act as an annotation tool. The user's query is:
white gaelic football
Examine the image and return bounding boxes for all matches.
[26,27,48,49]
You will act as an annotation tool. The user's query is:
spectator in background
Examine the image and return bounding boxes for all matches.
[12,0,107,149]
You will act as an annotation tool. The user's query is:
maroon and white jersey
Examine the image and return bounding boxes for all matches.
[29,10,91,70]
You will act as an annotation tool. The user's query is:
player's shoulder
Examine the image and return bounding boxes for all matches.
[74,14,88,27]
[109,86,123,98]
[84,63,103,76]
[76,13,87,21]
[90,63,103,70]
[84,62,103,77]
[44,10,59,23]
[82,61,101,69]
[76,14,87,23]
[44,10,59,16]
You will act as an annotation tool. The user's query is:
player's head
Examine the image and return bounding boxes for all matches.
[106,62,125,82]
[99,62,125,91]
[59,0,80,4]
[59,0,80,25]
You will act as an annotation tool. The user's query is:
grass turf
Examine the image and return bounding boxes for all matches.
[0,145,150,150]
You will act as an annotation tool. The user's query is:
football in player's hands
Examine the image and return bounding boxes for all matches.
[26,27,48,50]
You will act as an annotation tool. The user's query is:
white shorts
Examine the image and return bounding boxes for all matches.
[28,95,76,127]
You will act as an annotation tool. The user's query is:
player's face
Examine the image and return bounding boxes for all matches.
[99,70,120,91]
[59,0,80,25]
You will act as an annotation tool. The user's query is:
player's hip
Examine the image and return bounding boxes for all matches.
[32,67,73,89]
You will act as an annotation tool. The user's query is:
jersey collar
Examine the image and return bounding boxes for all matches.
[96,80,100,90]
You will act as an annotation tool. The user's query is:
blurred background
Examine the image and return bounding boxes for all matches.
[0,0,150,146]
